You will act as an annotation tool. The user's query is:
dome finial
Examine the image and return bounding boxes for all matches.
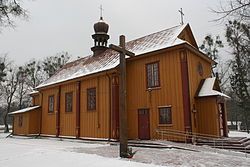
[99,5,104,20]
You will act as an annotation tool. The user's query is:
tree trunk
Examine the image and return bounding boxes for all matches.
[3,111,9,133]
[3,103,11,133]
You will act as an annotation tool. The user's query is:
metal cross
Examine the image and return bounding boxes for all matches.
[178,8,184,25]
[99,5,104,18]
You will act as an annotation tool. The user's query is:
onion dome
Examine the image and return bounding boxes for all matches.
[91,17,110,56]
[94,17,109,34]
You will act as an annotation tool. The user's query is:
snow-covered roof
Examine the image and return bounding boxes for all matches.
[198,77,230,98]
[28,90,39,95]
[36,24,191,89]
[8,106,41,115]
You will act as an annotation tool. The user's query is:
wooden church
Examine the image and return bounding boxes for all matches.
[10,16,229,141]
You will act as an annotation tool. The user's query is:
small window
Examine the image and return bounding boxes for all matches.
[159,107,172,124]
[146,62,160,88]
[87,88,96,110]
[48,95,54,113]
[18,115,23,127]
[65,92,73,112]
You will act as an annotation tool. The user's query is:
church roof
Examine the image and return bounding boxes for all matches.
[36,24,200,89]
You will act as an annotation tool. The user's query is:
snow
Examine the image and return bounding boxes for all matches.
[198,77,230,98]
[0,134,250,167]
[229,131,250,138]
[8,106,40,115]
[36,24,188,89]
[0,136,159,167]
[28,90,39,95]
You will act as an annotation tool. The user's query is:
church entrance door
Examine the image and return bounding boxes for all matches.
[138,109,150,140]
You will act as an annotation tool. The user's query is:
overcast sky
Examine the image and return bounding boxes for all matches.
[0,0,228,65]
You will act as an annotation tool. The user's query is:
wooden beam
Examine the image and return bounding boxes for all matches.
[109,44,135,57]
[119,35,128,158]
[109,35,135,158]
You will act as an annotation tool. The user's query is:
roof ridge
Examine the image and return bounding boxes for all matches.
[126,24,187,44]
[61,24,187,66]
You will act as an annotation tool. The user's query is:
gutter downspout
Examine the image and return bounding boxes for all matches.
[76,81,81,138]
[106,73,112,141]
[39,92,43,136]
[56,86,61,137]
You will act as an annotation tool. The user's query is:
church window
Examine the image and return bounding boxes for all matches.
[65,92,73,112]
[48,95,54,113]
[146,62,160,88]
[159,107,172,124]
[87,88,96,110]
[18,115,23,127]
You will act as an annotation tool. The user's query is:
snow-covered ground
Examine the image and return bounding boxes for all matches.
[0,132,250,167]
[228,131,250,138]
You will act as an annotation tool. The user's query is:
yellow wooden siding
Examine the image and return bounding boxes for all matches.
[127,49,185,139]
[187,50,212,133]
[60,83,77,136]
[80,75,110,138]
[196,97,219,136]
[41,88,58,135]
[32,95,40,106]
[13,113,29,135]
[28,109,41,134]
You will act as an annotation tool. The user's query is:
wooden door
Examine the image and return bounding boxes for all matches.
[138,109,150,140]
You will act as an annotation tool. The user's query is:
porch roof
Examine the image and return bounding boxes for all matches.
[197,77,230,98]
[8,106,41,115]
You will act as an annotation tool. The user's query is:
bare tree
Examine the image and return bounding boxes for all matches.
[0,0,28,30]
[15,66,30,109]
[24,60,44,88]
[0,56,6,82]
[213,0,250,22]
[42,52,71,77]
[0,65,18,133]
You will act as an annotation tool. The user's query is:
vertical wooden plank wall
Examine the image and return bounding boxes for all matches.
[32,95,40,106]
[13,113,29,135]
[41,88,58,135]
[80,75,110,138]
[196,97,219,136]
[127,49,185,139]
[186,50,213,134]
[28,109,41,134]
[60,83,77,137]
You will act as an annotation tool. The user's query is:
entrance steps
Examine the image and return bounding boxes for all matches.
[196,137,250,154]
[111,140,199,152]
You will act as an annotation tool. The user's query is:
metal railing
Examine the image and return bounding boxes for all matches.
[155,128,249,156]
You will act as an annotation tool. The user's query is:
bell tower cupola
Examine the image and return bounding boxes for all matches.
[91,15,110,56]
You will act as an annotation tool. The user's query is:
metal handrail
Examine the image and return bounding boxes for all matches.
[155,128,225,149]
[156,128,220,140]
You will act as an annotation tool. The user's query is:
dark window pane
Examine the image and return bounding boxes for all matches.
[48,96,54,113]
[159,107,172,124]
[87,88,96,110]
[18,115,23,127]
[65,92,73,112]
[146,62,159,88]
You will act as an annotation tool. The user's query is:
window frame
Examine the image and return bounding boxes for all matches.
[48,95,54,113]
[158,107,172,125]
[146,61,160,89]
[87,87,96,111]
[65,92,73,112]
